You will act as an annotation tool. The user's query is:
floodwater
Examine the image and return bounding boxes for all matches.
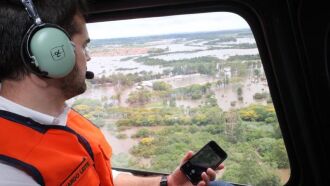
[73,72,268,111]
[87,56,166,77]
[222,37,256,44]
[73,83,138,107]
[143,74,217,89]
[101,126,163,155]
[86,37,258,77]
[71,35,268,155]
[214,78,268,111]
[146,43,207,52]
[101,126,139,155]
[152,48,259,61]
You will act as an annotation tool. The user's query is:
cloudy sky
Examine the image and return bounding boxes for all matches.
[87,12,250,39]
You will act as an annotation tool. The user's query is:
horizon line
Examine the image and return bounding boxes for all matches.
[90,28,251,40]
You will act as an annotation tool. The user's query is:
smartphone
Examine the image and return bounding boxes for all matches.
[180,141,227,185]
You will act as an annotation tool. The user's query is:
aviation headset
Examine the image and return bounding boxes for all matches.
[20,0,76,78]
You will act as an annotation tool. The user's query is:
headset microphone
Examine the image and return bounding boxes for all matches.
[85,71,94,79]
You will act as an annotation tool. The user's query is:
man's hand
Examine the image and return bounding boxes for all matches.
[167,151,224,186]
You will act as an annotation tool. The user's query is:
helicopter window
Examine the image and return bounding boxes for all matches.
[69,12,290,185]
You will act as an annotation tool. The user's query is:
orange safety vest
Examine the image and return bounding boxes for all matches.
[0,109,114,186]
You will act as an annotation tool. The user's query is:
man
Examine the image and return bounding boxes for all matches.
[0,0,230,185]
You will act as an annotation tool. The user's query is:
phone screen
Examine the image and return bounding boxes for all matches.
[180,141,227,185]
[190,145,222,168]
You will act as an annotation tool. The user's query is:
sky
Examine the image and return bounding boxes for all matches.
[86,12,250,39]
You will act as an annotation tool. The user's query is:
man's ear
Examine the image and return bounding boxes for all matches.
[28,73,48,88]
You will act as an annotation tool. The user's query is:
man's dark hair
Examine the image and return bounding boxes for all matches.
[0,0,87,81]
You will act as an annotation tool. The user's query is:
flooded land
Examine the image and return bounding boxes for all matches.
[73,29,267,112]
[70,29,290,185]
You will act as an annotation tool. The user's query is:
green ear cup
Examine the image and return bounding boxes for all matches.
[29,27,75,78]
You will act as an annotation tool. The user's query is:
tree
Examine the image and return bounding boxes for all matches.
[152,81,172,91]
[237,87,243,97]
[240,110,258,121]
[236,86,243,102]
[169,97,176,107]
[223,147,281,186]
[253,69,261,83]
[127,89,152,106]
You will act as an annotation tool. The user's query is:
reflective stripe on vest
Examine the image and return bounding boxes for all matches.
[0,110,114,186]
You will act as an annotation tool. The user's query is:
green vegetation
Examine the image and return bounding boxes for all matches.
[115,67,138,71]
[148,47,169,54]
[239,104,277,123]
[72,98,107,127]
[120,56,135,61]
[116,133,128,139]
[135,56,221,76]
[74,58,285,186]
[126,105,287,186]
[231,43,257,49]
[174,83,212,100]
[253,92,270,100]
[152,81,172,91]
[90,72,162,86]
[132,128,155,138]
[127,89,152,106]
[204,37,236,45]
[72,97,288,186]
[227,54,260,61]
[115,107,186,127]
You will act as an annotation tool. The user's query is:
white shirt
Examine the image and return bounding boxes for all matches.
[0,96,122,185]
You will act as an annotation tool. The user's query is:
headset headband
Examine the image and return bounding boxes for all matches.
[21,0,42,25]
